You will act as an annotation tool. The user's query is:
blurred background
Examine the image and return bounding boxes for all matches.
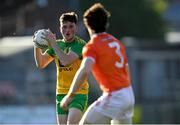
[0,0,180,124]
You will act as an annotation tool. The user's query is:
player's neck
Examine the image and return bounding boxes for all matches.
[64,36,75,43]
[89,30,95,38]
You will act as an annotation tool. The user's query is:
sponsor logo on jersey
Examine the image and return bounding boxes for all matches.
[59,67,73,72]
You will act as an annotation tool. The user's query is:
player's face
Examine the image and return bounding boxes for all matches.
[60,21,77,42]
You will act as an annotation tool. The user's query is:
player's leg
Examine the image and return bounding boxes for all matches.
[57,114,67,124]
[110,86,134,125]
[79,102,111,124]
[111,118,132,125]
[67,94,88,124]
[67,108,83,124]
[56,94,68,124]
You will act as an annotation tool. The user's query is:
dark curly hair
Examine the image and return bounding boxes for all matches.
[83,3,111,33]
[59,12,78,24]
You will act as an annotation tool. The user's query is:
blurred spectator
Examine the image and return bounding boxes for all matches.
[0,81,17,104]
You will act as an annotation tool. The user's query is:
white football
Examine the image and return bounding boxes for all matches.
[33,29,49,49]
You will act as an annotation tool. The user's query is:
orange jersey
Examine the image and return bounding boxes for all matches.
[83,32,130,93]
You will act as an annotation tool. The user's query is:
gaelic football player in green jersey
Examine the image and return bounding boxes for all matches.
[33,12,89,125]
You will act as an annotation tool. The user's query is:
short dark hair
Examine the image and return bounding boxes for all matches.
[59,12,78,24]
[83,3,111,33]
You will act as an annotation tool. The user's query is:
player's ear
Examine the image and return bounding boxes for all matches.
[105,22,109,30]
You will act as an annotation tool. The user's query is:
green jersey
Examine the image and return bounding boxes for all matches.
[46,36,89,94]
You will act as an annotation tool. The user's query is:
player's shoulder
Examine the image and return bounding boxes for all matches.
[83,40,97,51]
[74,36,87,45]
[56,39,66,46]
[56,38,64,43]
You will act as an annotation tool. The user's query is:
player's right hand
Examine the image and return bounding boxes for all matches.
[43,29,56,45]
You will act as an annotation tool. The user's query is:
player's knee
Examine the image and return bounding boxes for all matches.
[79,118,89,125]
[67,118,80,124]
[111,118,132,125]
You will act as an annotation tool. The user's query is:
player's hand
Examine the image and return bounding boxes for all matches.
[42,29,56,46]
[60,94,74,110]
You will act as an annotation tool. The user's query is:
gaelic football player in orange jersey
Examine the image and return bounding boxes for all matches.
[61,3,135,125]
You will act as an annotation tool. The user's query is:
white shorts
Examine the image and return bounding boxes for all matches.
[92,86,135,120]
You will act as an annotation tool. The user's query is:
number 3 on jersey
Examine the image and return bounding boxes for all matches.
[108,42,124,68]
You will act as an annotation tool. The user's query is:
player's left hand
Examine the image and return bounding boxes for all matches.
[60,94,73,110]
[42,29,56,46]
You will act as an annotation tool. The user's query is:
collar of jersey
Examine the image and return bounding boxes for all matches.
[91,32,107,39]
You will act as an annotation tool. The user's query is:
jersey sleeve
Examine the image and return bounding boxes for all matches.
[46,48,55,57]
[45,40,63,57]
[82,44,97,61]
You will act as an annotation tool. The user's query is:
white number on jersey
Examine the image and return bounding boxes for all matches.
[108,42,124,68]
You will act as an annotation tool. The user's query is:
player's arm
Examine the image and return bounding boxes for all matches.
[50,42,79,66]
[69,57,94,94]
[60,57,95,109]
[44,30,79,66]
[34,46,54,69]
